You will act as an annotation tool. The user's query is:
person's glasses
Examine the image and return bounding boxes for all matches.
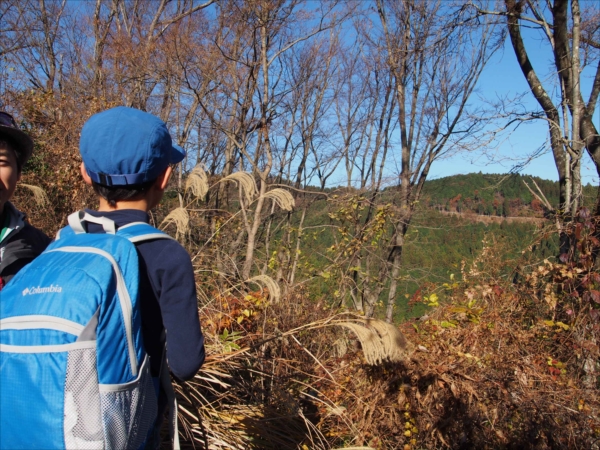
[0,112,18,128]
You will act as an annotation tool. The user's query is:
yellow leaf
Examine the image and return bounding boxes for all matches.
[555,321,569,330]
[543,320,555,327]
[236,316,244,324]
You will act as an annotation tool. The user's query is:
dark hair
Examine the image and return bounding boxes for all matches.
[91,179,156,207]
[0,138,23,172]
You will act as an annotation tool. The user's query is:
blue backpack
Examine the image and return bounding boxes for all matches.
[0,212,176,449]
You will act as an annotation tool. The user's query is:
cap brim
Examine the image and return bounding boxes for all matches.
[171,144,186,164]
[0,125,33,166]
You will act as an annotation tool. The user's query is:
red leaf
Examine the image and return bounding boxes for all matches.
[589,290,600,304]
[575,223,583,240]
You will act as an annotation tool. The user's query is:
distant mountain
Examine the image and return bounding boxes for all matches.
[420,173,596,217]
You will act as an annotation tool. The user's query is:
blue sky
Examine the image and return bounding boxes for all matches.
[429,28,599,186]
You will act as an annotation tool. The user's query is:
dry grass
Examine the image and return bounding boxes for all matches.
[172,276,424,450]
[337,319,413,365]
[246,275,281,303]
[160,207,190,238]
[262,188,295,211]
[220,172,258,205]
[186,165,209,200]
[170,224,600,450]
[18,183,48,206]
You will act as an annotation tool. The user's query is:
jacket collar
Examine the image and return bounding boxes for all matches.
[0,202,25,245]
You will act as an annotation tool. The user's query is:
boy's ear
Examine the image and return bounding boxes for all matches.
[80,162,93,186]
[155,166,173,191]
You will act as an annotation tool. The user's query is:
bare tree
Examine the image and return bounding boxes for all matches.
[496,0,600,219]
[328,30,397,314]
[193,0,343,280]
[374,0,501,321]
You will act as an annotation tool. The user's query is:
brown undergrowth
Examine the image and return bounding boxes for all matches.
[173,214,600,450]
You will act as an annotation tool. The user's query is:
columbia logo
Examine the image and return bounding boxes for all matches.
[22,285,63,296]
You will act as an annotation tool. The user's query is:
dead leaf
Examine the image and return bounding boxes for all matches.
[398,390,406,406]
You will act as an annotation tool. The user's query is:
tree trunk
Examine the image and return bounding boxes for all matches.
[385,216,409,323]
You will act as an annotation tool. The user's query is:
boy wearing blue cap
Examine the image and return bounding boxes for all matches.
[79,106,205,447]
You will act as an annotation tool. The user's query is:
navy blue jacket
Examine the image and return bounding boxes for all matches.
[86,209,205,381]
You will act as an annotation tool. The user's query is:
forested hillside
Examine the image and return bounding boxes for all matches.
[288,172,562,321]
[421,173,597,217]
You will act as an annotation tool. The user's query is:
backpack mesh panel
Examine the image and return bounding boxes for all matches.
[64,347,104,449]
[100,356,157,450]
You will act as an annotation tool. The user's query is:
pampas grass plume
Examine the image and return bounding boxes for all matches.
[246,274,281,303]
[337,319,411,365]
[263,188,295,211]
[185,165,209,200]
[160,207,190,238]
[220,172,257,204]
[19,183,48,206]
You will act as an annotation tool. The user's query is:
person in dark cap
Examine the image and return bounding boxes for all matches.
[0,111,51,289]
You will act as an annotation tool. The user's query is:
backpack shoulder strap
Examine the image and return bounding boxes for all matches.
[116,222,175,244]
[55,211,117,241]
[55,212,174,245]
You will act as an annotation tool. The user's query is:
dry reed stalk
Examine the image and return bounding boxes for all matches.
[220,172,257,204]
[336,319,411,365]
[185,165,209,200]
[338,322,387,365]
[160,207,189,238]
[18,183,48,206]
[246,274,281,303]
[363,318,413,362]
[262,188,295,211]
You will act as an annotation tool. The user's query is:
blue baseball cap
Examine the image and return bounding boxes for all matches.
[80,106,185,186]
